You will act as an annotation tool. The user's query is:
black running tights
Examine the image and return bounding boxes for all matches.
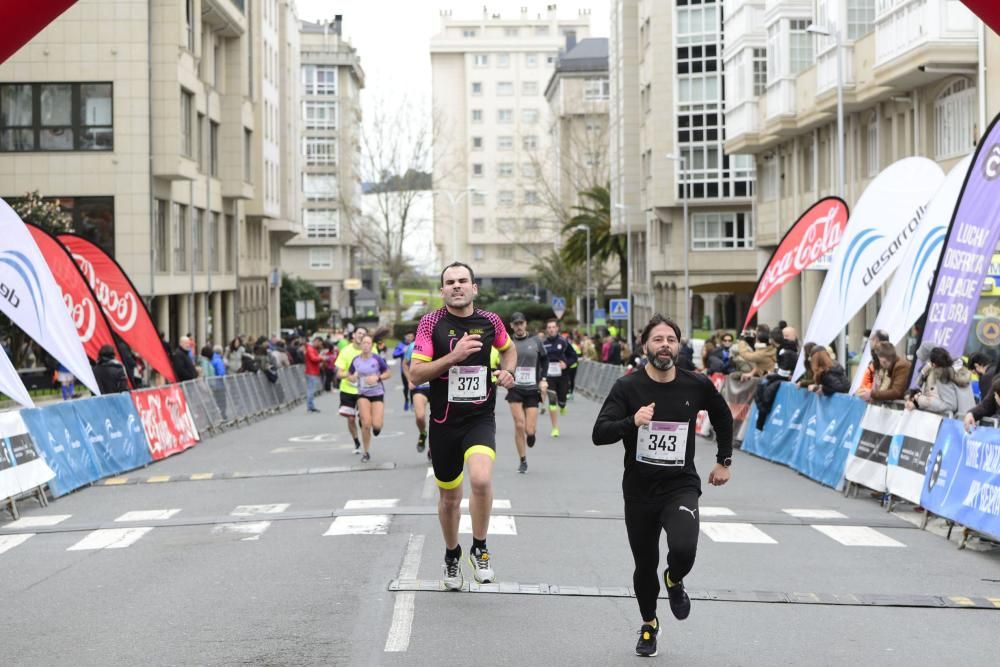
[624,491,701,621]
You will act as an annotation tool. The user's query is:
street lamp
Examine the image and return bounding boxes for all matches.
[433,187,481,264]
[807,21,846,363]
[664,153,690,337]
[574,223,592,335]
[612,202,633,348]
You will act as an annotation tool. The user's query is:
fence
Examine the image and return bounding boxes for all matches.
[574,359,625,402]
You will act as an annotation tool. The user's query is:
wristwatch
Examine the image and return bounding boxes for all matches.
[717,456,733,468]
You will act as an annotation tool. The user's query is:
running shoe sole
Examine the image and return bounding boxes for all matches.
[468,554,495,584]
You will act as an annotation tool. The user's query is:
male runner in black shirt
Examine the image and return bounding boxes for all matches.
[543,318,577,437]
[505,312,549,473]
[593,314,733,657]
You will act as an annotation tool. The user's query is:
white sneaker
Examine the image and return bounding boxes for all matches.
[443,556,464,591]
[469,548,495,583]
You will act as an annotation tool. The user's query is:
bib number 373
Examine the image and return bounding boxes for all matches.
[448,366,488,403]
[636,421,688,467]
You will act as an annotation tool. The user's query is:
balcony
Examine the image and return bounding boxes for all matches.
[874,0,977,68]
[722,0,767,52]
[815,44,856,94]
[203,0,247,38]
[766,78,796,120]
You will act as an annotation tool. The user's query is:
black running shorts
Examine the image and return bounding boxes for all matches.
[339,392,358,416]
[505,387,541,409]
[429,416,496,489]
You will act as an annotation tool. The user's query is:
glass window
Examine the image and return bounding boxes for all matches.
[180,89,193,157]
[471,136,483,150]
[243,128,252,183]
[524,217,540,230]
[79,83,112,150]
[472,245,485,261]
[474,54,489,67]
[498,136,513,150]
[472,109,483,122]
[472,217,485,233]
[302,65,337,95]
[935,78,976,160]
[498,191,515,206]
[309,247,334,269]
[847,0,876,40]
[225,215,235,272]
[303,100,336,129]
[208,212,219,272]
[471,82,482,95]
[304,137,337,165]
[504,27,519,37]
[498,109,514,123]
[497,54,510,68]
[522,162,537,178]
[526,53,538,67]
[522,135,538,149]
[209,120,219,175]
[523,190,539,205]
[497,81,514,96]
[304,209,339,238]
[0,84,33,151]
[498,163,514,177]
[154,199,168,272]
[535,26,549,36]
[752,49,767,97]
[472,192,486,206]
[498,246,514,259]
[472,163,484,177]
[691,212,754,250]
[789,19,813,75]
[303,174,337,198]
[193,208,204,271]
[522,81,539,96]
[38,84,73,150]
[867,122,878,177]
[584,78,609,100]
[173,203,188,271]
[521,108,539,124]
[463,29,477,38]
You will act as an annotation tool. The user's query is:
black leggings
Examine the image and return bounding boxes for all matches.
[567,366,578,394]
[400,370,411,403]
[624,491,701,621]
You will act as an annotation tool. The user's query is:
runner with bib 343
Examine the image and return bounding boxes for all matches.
[592,315,733,658]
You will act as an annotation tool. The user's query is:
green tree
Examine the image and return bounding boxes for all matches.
[530,250,586,309]
[280,273,321,320]
[559,184,626,306]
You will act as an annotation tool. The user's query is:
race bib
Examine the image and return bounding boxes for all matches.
[448,366,488,403]
[547,362,562,377]
[515,367,536,385]
[636,421,688,467]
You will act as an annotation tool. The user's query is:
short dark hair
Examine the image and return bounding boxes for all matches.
[546,318,558,326]
[440,262,475,286]
[929,347,953,368]
[871,329,890,343]
[873,341,897,361]
[640,314,681,345]
[969,352,991,368]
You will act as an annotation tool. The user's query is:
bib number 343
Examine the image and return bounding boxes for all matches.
[448,366,488,403]
[636,421,688,467]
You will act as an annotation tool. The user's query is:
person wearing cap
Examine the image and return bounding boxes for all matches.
[93,344,129,394]
[505,312,549,473]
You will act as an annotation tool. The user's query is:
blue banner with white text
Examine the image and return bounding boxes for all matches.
[21,402,103,497]
[72,395,151,477]
[794,391,866,488]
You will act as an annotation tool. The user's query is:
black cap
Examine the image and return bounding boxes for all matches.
[510,312,526,323]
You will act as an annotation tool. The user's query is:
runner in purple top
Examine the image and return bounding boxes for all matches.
[347,335,391,462]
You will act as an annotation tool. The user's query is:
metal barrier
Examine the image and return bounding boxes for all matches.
[574,360,626,402]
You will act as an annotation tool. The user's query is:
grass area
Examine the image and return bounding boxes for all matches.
[397,287,443,309]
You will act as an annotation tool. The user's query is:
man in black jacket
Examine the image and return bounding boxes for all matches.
[754,342,798,429]
[171,336,198,382]
[93,345,130,394]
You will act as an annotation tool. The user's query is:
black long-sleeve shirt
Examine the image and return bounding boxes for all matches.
[592,367,733,500]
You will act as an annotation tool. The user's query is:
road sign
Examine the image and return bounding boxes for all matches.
[593,308,606,320]
[344,278,362,290]
[295,300,316,320]
[609,299,629,320]
[551,296,566,319]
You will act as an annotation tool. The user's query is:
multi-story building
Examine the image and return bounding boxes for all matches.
[430,6,591,291]
[610,0,758,339]
[0,0,304,350]
[281,17,364,323]
[724,0,992,349]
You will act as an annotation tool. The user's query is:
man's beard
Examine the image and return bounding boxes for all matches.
[647,349,674,371]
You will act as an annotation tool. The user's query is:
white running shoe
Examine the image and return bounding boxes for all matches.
[443,556,464,591]
[469,548,495,583]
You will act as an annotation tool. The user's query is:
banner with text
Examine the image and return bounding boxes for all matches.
[131,386,199,460]
[886,409,943,505]
[21,401,104,497]
[696,372,727,437]
[746,382,810,466]
[912,111,1000,385]
[721,375,757,439]
[72,395,152,476]
[794,391,866,488]
[793,158,946,381]
[0,411,54,501]
[845,404,902,493]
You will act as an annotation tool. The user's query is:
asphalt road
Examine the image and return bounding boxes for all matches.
[1,373,998,666]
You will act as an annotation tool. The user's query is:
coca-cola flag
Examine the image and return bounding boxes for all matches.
[57,234,177,383]
[743,197,849,330]
[0,1,78,64]
[27,225,118,363]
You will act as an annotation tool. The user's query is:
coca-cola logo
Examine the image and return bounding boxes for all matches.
[750,201,848,311]
[63,292,97,343]
[71,252,139,332]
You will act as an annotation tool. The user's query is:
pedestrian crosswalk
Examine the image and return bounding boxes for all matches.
[0,503,911,555]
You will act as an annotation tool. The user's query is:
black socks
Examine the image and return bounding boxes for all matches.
[445,545,461,561]
[472,537,487,554]
[373,427,381,436]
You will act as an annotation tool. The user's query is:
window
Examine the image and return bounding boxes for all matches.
[309,248,334,269]
[546,55,556,65]
[691,212,754,250]
[303,100,336,129]
[497,81,514,96]
[472,163,484,177]
[752,48,767,96]
[522,81,539,96]
[675,2,720,46]
[935,78,976,160]
[193,208,204,271]
[472,191,486,206]
[185,0,195,51]
[463,29,478,38]
[244,129,252,182]
[0,82,114,152]
[498,246,514,259]
[789,19,812,75]
[523,135,538,149]
[472,217,485,233]
[225,215,235,272]
[526,53,538,67]
[497,54,510,68]
[154,199,168,272]
[847,0,876,40]
[521,108,539,124]
[471,136,483,150]
[471,82,482,95]
[498,109,514,123]
[208,212,219,272]
[303,174,337,198]
[497,135,514,150]
[471,109,483,122]
[304,209,339,238]
[172,203,188,271]
[474,54,489,67]
[498,163,514,177]
[196,112,205,169]
[584,78,610,100]
[535,26,549,36]
[766,24,779,84]
[760,159,778,201]
[659,222,673,252]
[504,27,519,37]
[498,217,515,230]
[180,89,194,157]
[523,190,540,205]
[867,122,878,177]
[524,217,540,230]
[522,162,537,178]
[304,137,337,165]
[498,191,515,206]
[472,245,486,261]
[302,65,337,95]
[209,121,219,176]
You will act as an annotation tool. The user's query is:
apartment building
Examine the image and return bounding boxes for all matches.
[280,17,365,322]
[0,0,302,349]
[430,5,591,291]
[610,0,758,339]
[724,0,995,349]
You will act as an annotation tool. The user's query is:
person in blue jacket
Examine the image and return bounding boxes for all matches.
[393,332,415,411]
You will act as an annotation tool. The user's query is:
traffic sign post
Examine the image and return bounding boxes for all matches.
[593,307,606,327]
[551,296,566,320]
[609,299,629,321]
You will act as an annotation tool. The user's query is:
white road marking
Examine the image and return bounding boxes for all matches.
[459,499,511,509]
[67,527,154,551]
[344,499,399,509]
[7,514,71,528]
[324,515,391,536]
[0,534,34,554]
[115,509,181,522]
[425,467,434,478]
[213,521,272,541]
[459,514,517,535]
[700,522,777,544]
[385,534,425,653]
[812,525,905,547]
[422,468,436,499]
[783,509,847,519]
[230,504,290,516]
[699,506,736,517]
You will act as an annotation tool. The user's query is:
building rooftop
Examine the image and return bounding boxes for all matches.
[555,37,608,72]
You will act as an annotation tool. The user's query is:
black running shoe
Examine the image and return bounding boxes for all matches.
[635,619,660,657]
[417,432,427,453]
[664,572,691,620]
[518,460,528,474]
[360,452,371,463]
[526,433,536,448]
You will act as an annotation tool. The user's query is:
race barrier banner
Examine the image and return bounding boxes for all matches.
[845,404,902,493]
[922,419,1000,541]
[887,409,943,506]
[0,411,54,502]
[21,401,104,497]
[696,373,726,437]
[721,375,757,440]
[131,385,199,461]
[73,394,152,476]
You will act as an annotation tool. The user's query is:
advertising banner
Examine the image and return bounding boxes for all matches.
[0,411,54,501]
[0,199,101,395]
[28,224,120,364]
[845,404,903,493]
[20,401,104,497]
[911,111,1000,385]
[922,419,1000,540]
[0,344,32,408]
[721,375,757,438]
[130,386,199,460]
[57,234,177,383]
[696,373,726,437]
[752,382,809,466]
[743,197,849,329]
[73,395,151,476]
[850,156,972,392]
[793,158,946,381]
[886,409,943,505]
[794,392,866,488]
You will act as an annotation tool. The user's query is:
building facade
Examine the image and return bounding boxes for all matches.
[430,6,591,291]
[724,0,995,350]
[280,17,364,324]
[610,0,758,339]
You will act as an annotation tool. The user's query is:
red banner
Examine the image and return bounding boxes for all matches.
[57,234,177,383]
[0,1,78,64]
[27,225,118,363]
[131,386,199,460]
[962,1,1000,36]
[743,197,849,330]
